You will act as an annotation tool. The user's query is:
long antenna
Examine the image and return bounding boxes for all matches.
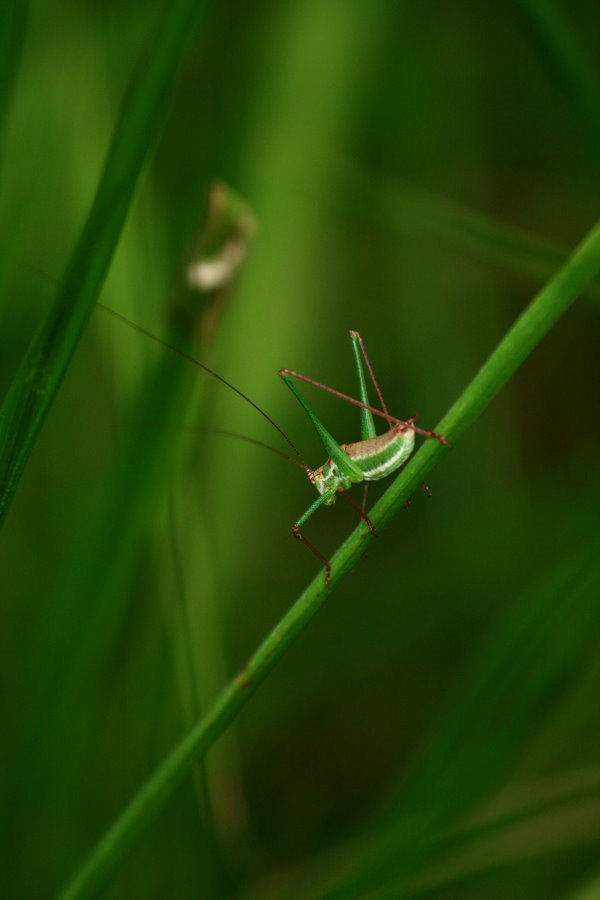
[96,302,315,476]
[17,259,321,469]
[169,425,306,470]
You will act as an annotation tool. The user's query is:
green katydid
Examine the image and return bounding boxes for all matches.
[100,309,448,585]
[278,330,448,584]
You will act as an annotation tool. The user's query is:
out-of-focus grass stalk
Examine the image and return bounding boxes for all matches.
[518,0,600,163]
[335,161,600,304]
[317,534,600,897]
[58,212,600,899]
[569,869,600,900]
[10,186,255,885]
[241,764,600,898]
[0,0,28,149]
[0,0,209,529]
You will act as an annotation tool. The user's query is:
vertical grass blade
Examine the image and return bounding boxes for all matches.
[7,188,255,897]
[518,0,600,161]
[0,0,28,146]
[0,0,209,530]
[335,162,600,304]
[58,212,600,899]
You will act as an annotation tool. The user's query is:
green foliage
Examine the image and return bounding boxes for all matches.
[1,2,600,898]
[0,0,209,528]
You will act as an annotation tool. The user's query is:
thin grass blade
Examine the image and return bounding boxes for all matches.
[0,0,28,149]
[335,161,600,305]
[518,0,600,163]
[0,0,209,530]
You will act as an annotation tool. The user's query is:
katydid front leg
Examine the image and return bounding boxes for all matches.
[291,489,337,586]
[292,483,378,587]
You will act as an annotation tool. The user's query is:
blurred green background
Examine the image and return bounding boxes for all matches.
[2,1,600,897]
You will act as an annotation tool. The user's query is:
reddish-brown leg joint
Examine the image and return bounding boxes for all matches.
[406,483,432,507]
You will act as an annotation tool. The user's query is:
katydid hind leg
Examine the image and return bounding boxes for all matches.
[349,330,393,429]
[339,488,376,535]
[279,367,450,447]
[279,373,363,482]
[278,368,404,430]
[349,332,376,441]
[361,482,369,516]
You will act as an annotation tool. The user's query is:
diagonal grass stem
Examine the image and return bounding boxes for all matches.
[58,212,600,898]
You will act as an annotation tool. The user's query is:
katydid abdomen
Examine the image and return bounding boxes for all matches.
[342,425,415,481]
[312,425,415,504]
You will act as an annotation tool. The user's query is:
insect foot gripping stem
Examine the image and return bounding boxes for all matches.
[406,482,433,508]
[339,488,377,535]
[292,524,331,587]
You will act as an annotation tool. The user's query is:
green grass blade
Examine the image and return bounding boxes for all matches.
[518,0,600,161]
[568,870,600,900]
[0,0,28,147]
[313,534,600,897]
[57,211,600,897]
[8,191,255,897]
[0,0,209,531]
[244,762,600,897]
[335,161,600,303]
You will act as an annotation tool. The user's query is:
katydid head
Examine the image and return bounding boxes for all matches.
[313,459,353,503]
